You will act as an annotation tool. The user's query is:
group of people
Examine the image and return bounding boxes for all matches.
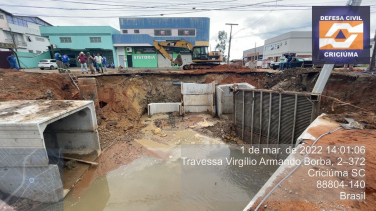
[77,52,108,74]
[279,53,293,71]
[54,52,72,73]
[54,51,108,74]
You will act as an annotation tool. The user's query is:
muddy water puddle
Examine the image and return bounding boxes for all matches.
[63,114,278,211]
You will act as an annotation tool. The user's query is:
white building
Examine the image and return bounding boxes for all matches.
[0,8,52,54]
[263,31,312,62]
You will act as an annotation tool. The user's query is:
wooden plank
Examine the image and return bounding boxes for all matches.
[62,156,98,166]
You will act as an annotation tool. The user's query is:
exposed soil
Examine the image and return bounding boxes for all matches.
[192,64,256,74]
[0,69,80,101]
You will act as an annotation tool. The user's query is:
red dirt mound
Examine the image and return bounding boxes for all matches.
[0,69,80,101]
[192,64,256,74]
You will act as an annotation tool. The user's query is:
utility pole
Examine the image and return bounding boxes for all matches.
[369,30,376,72]
[225,23,238,64]
[255,42,257,62]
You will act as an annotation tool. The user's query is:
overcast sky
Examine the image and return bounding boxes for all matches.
[1,0,375,59]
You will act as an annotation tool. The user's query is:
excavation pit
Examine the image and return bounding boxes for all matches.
[2,68,376,210]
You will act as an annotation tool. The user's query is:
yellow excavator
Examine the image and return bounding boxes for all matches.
[153,40,222,70]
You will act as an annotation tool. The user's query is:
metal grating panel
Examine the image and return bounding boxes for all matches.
[234,89,318,156]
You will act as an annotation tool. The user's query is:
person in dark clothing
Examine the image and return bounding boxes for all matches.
[87,52,96,74]
[286,53,293,69]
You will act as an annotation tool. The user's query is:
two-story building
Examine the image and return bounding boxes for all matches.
[40,26,120,67]
[263,31,312,62]
[243,46,264,62]
[112,17,210,68]
[0,8,52,68]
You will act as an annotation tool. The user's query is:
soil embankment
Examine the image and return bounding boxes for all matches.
[0,69,80,101]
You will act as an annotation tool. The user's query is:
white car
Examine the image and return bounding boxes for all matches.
[38,59,58,70]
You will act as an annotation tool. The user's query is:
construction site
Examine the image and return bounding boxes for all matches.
[0,0,375,210]
[0,64,375,211]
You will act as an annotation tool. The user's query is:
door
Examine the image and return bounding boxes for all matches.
[0,51,13,69]
[119,55,125,68]
[127,55,133,67]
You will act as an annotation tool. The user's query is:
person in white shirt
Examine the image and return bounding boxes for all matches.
[94,53,104,73]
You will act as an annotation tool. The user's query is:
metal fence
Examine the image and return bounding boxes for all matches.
[234,88,319,154]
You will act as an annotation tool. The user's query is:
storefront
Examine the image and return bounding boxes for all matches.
[112,17,210,69]
[121,46,192,68]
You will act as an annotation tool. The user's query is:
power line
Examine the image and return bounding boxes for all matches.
[5,0,280,17]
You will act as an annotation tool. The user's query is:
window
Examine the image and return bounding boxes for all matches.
[36,50,42,54]
[178,29,195,36]
[134,29,140,34]
[27,36,32,42]
[265,43,282,51]
[51,60,56,62]
[154,29,172,36]
[0,15,4,20]
[60,37,72,43]
[36,37,45,42]
[29,50,34,53]
[122,30,128,34]
[90,37,101,43]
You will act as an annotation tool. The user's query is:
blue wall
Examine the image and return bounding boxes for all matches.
[112,34,198,46]
[114,17,210,45]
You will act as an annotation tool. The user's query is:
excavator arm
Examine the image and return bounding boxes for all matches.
[153,40,194,66]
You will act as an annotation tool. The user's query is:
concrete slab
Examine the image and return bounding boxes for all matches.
[0,100,101,203]
[148,103,181,116]
[183,95,214,106]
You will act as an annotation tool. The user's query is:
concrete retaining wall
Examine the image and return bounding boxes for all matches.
[181,82,215,116]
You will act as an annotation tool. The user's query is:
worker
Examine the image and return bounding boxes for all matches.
[7,53,19,70]
[87,52,96,74]
[62,53,70,73]
[54,51,63,73]
[279,55,286,71]
[95,53,104,73]
[77,52,88,74]
[286,53,293,69]
[101,54,107,72]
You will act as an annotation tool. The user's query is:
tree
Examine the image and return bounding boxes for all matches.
[215,30,228,62]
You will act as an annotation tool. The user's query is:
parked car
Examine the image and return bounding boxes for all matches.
[38,59,57,70]
[270,57,312,70]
